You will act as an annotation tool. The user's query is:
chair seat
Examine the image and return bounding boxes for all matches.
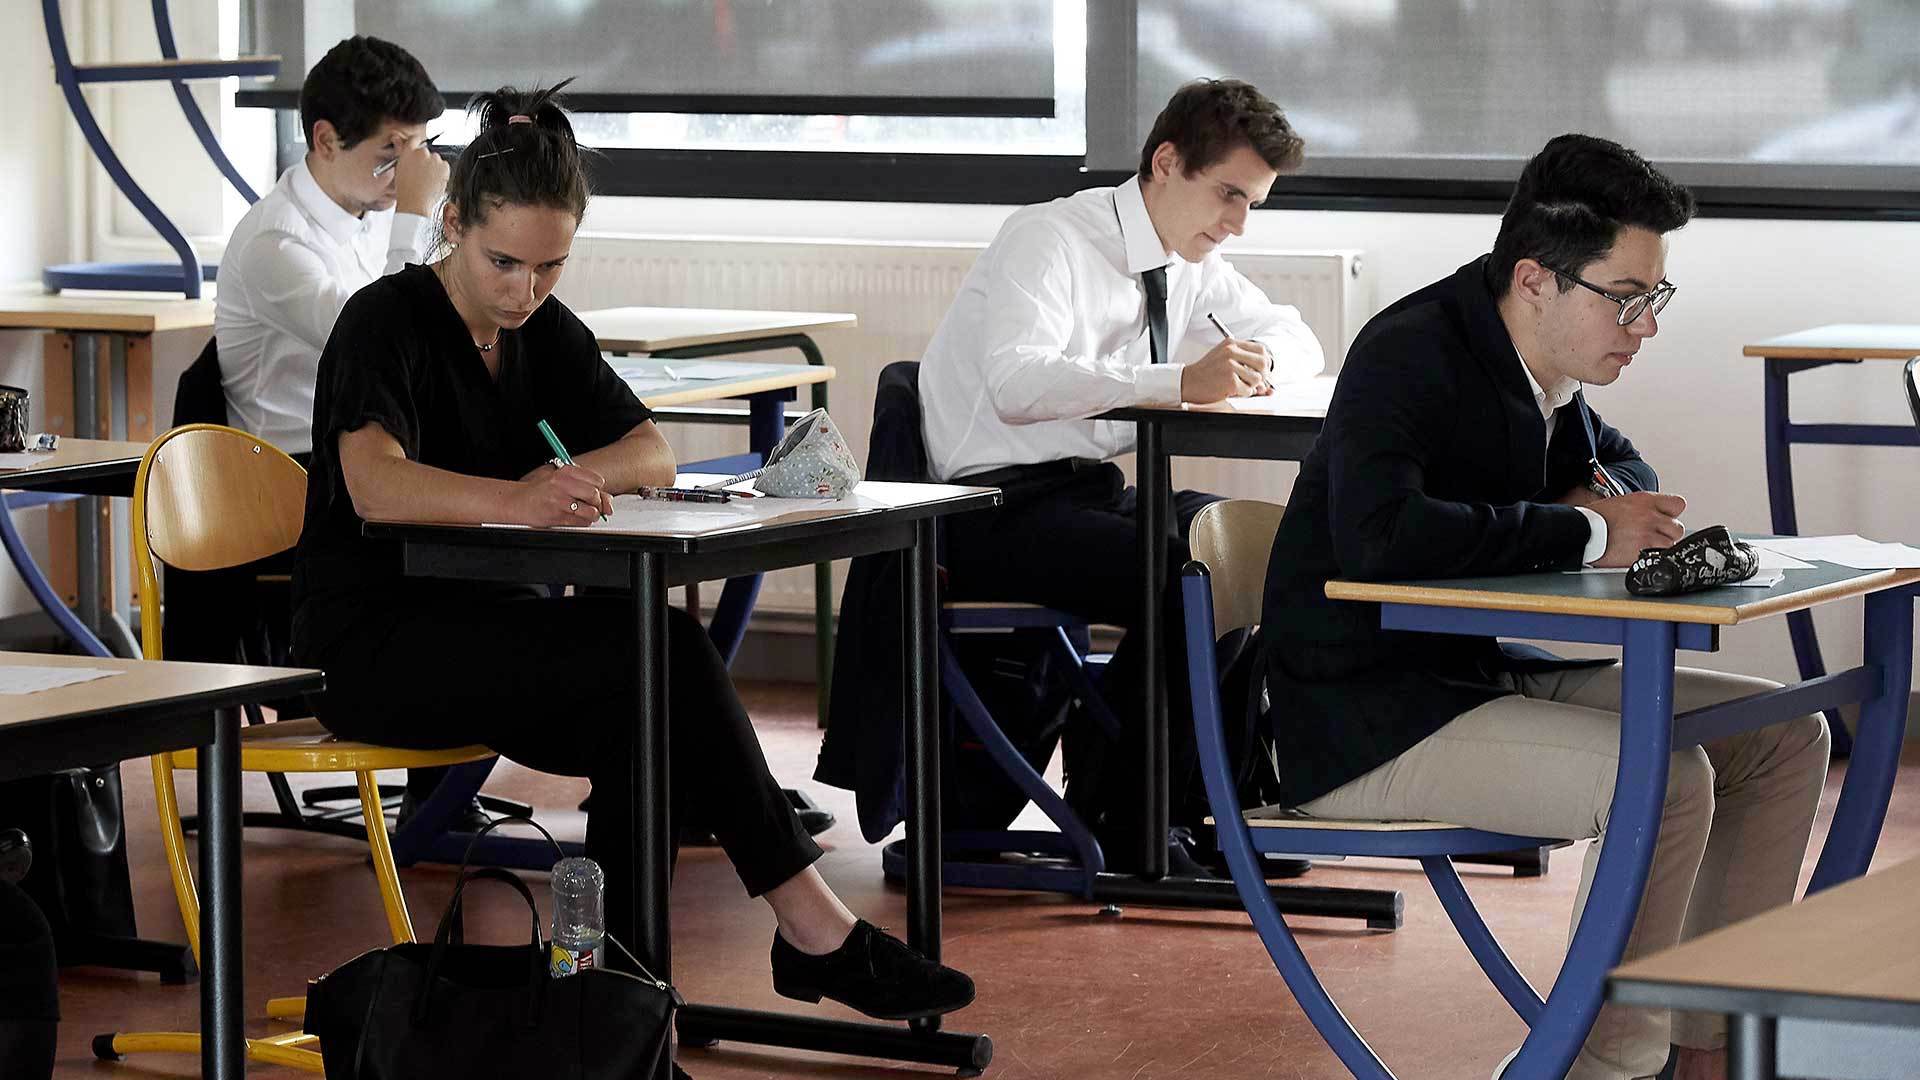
[1219,806,1482,832]
[167,718,493,773]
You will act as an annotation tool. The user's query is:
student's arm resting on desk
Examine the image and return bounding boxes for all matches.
[339,422,612,526]
[978,218,1183,424]
[1325,325,1590,581]
[1189,257,1326,382]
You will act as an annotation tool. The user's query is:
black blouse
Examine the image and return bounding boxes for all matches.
[290,263,652,661]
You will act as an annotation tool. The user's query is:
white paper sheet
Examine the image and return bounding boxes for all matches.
[0,665,122,695]
[657,361,758,380]
[1754,548,1814,571]
[1223,378,1335,414]
[618,375,680,395]
[1749,535,1920,569]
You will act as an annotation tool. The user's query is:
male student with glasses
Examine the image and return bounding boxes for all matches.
[1257,133,1827,1080]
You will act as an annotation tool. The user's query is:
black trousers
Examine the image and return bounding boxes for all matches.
[304,597,822,952]
[940,461,1219,843]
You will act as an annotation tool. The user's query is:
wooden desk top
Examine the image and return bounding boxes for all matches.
[580,306,857,353]
[0,438,148,487]
[1610,856,1920,1026]
[1327,558,1920,626]
[0,652,320,728]
[0,287,216,334]
[1743,324,1920,361]
[606,356,837,409]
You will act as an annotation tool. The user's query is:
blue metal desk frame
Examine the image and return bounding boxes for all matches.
[1346,576,1918,1079]
[1759,346,1920,757]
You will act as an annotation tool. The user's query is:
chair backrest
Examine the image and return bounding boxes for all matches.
[867,361,931,483]
[1906,357,1920,435]
[132,424,308,660]
[1187,499,1287,638]
[172,337,229,428]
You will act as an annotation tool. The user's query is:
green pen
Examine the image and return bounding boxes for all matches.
[536,419,609,522]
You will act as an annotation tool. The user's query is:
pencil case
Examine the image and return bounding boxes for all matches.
[1624,525,1760,596]
[756,407,861,498]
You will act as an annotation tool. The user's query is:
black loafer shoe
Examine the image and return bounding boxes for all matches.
[395,793,493,834]
[771,920,975,1021]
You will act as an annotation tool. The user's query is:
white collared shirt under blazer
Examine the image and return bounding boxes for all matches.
[215,159,429,454]
[918,176,1325,482]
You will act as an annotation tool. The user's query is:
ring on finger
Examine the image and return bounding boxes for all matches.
[569,501,580,512]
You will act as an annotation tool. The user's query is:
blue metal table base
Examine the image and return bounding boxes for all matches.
[1763,357,1920,757]
[1202,583,1916,1079]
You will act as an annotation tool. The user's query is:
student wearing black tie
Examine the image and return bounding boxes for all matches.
[1260,135,1827,1080]
[917,79,1326,871]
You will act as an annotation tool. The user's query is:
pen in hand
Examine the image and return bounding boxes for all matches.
[1206,311,1271,394]
[373,135,441,178]
[535,419,610,522]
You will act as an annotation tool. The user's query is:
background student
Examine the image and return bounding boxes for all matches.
[914,79,1324,871]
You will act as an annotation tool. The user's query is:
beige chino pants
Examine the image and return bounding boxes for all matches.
[1298,664,1829,1080]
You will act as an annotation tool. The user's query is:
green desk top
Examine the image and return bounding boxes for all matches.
[1329,545,1920,626]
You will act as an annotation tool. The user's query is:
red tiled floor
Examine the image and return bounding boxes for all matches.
[43,683,1920,1079]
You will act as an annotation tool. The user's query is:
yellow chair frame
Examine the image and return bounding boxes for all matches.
[97,423,494,1072]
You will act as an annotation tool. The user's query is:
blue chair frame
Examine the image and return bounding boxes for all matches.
[1182,561,1594,1078]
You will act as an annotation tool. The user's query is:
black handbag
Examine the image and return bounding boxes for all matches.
[304,820,679,1080]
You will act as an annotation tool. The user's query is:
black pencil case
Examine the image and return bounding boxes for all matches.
[1625,525,1760,596]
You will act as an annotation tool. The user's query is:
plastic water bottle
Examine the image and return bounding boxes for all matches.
[549,856,605,978]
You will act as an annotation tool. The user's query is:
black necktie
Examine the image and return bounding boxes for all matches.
[1141,265,1168,365]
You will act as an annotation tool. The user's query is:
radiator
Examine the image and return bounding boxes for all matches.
[556,235,1371,619]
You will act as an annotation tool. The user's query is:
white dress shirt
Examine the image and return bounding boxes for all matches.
[1516,350,1608,564]
[918,177,1325,481]
[214,160,429,453]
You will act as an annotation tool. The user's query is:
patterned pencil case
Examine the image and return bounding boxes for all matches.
[1624,525,1760,596]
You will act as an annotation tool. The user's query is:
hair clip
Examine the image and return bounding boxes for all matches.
[476,146,518,161]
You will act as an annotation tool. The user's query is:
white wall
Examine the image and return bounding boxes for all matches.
[0,1,77,624]
[583,196,1920,689]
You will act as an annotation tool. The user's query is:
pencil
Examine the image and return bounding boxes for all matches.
[1206,312,1231,339]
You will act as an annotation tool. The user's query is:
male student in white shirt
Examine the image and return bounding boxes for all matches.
[917,79,1324,873]
[215,35,447,454]
[209,35,461,823]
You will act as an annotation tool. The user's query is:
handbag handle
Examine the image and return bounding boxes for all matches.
[442,815,568,946]
[414,865,548,1031]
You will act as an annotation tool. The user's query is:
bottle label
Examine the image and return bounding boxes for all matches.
[549,941,597,978]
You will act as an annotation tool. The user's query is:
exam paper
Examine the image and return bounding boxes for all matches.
[1749,535,1920,570]
[0,665,122,695]
[1224,377,1335,414]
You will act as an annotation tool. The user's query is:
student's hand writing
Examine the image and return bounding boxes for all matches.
[1590,491,1688,567]
[513,463,612,526]
[392,140,449,218]
[1180,338,1271,403]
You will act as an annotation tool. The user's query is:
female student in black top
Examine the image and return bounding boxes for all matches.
[290,83,973,1029]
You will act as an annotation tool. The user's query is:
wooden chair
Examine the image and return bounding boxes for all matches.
[1182,499,1566,1079]
[92,424,494,1072]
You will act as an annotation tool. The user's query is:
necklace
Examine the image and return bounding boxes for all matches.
[433,260,502,352]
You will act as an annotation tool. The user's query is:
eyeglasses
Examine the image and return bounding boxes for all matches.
[1540,264,1676,326]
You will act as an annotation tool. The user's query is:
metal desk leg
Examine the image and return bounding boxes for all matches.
[199,704,243,1080]
[1764,358,1850,755]
[1137,419,1168,879]
[1808,585,1915,893]
[630,552,673,1080]
[903,518,943,1034]
[1728,1014,1778,1080]
[702,396,784,664]
[67,331,138,658]
[1504,620,1676,1079]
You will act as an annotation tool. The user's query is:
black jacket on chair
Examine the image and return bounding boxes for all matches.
[1259,256,1658,808]
[815,361,931,841]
